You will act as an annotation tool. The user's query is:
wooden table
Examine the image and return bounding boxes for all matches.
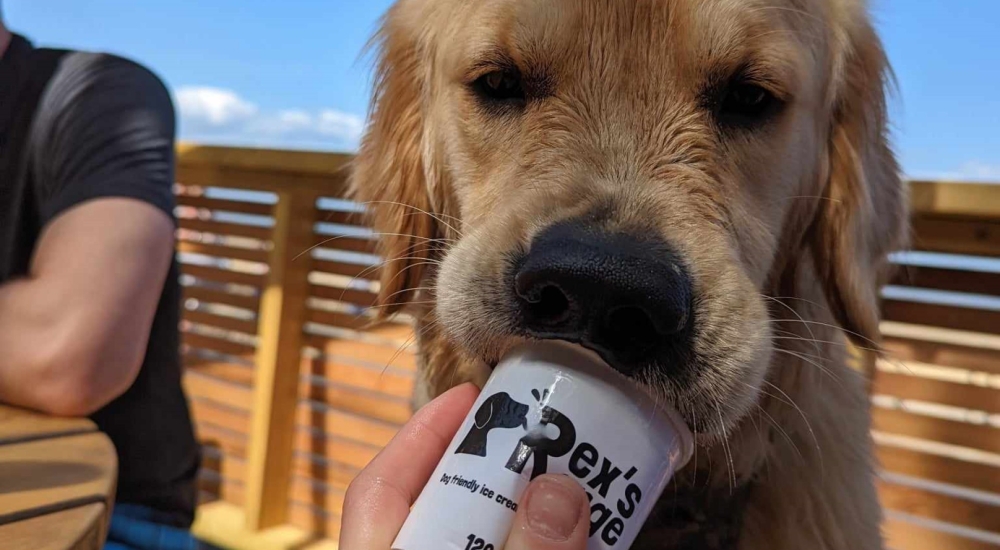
[0,404,117,550]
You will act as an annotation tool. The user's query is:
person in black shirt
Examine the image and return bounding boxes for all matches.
[0,8,206,549]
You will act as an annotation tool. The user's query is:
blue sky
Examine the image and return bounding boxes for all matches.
[5,0,999,180]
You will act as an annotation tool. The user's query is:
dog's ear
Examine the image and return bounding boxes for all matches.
[350,3,453,318]
[811,16,908,347]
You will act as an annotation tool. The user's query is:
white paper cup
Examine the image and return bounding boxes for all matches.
[392,341,694,550]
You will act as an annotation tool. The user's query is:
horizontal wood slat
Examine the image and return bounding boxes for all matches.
[302,335,416,370]
[177,241,271,263]
[873,371,1000,414]
[911,217,1000,258]
[876,445,1000,496]
[311,259,379,280]
[184,310,258,336]
[184,373,254,411]
[883,336,1000,376]
[299,381,412,425]
[288,477,346,517]
[177,144,352,179]
[183,357,255,386]
[196,423,249,459]
[307,308,380,332]
[182,332,256,358]
[891,265,1000,297]
[315,210,364,226]
[878,480,1000,534]
[296,405,399,449]
[190,400,252,435]
[291,454,359,489]
[883,517,999,550]
[183,285,260,312]
[300,356,415,398]
[177,194,275,216]
[179,218,274,241]
[883,300,1000,336]
[311,233,377,254]
[873,408,1000,455]
[308,284,378,308]
[910,181,1000,219]
[293,431,380,471]
[181,264,267,288]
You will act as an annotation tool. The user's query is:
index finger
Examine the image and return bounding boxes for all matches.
[339,383,479,550]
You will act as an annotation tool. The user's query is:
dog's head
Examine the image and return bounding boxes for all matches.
[352,0,906,437]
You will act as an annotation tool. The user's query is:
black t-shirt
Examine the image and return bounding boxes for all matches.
[0,34,200,527]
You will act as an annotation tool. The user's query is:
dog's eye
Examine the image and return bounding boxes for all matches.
[473,69,526,106]
[718,83,778,126]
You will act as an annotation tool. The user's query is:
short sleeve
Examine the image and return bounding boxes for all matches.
[28,52,177,225]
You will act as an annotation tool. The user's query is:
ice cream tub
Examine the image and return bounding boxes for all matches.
[392,341,694,550]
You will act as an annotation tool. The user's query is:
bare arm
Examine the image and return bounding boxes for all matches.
[0,199,175,416]
[0,51,179,416]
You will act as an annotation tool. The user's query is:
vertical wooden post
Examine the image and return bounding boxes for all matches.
[245,188,316,530]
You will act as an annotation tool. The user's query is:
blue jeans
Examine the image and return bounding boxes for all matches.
[104,504,220,550]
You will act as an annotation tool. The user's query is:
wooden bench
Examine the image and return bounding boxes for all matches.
[0,405,117,550]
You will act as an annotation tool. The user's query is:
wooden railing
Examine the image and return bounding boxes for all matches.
[174,145,416,548]
[173,145,1000,550]
[875,181,1000,550]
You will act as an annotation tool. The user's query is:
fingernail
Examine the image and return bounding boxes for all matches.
[526,476,583,541]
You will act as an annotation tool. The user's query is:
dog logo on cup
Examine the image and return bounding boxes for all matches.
[455,389,577,480]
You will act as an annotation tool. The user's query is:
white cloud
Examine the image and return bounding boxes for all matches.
[175,87,258,127]
[317,110,366,141]
[174,86,365,151]
[955,161,1000,181]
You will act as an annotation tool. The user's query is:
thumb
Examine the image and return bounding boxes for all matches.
[505,474,590,550]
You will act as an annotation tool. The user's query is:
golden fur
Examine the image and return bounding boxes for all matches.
[351,0,907,547]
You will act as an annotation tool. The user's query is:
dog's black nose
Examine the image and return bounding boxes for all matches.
[514,221,693,374]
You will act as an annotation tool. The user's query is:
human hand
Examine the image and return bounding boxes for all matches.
[340,383,591,550]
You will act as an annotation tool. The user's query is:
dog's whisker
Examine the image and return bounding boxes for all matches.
[764,295,830,312]
[361,200,464,237]
[333,248,444,304]
[381,315,446,381]
[378,260,447,299]
[367,300,437,309]
[762,295,824,357]
[764,335,835,364]
[375,285,437,305]
[772,348,846,389]
[752,398,804,463]
[361,199,465,227]
[293,234,368,262]
[381,330,420,378]
[716,404,737,494]
[770,335,884,356]
[759,379,822,458]
[300,231,451,265]
[370,232,458,245]
[766,318,884,350]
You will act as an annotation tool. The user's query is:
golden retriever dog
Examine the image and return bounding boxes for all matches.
[350,0,907,547]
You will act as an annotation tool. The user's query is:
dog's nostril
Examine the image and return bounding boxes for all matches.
[522,284,571,325]
[603,306,660,351]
